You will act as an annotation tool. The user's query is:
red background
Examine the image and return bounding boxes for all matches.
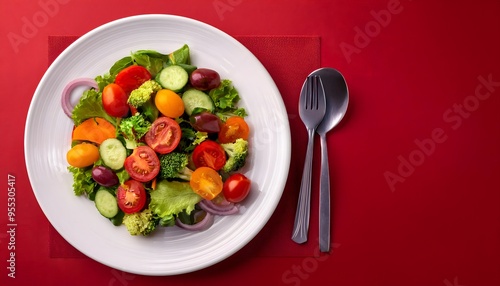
[1,0,499,285]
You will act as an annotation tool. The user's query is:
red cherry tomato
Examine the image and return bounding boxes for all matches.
[102,83,129,117]
[218,116,250,143]
[145,117,182,154]
[192,140,226,171]
[114,65,151,94]
[124,146,160,182]
[117,179,147,214]
[222,173,251,203]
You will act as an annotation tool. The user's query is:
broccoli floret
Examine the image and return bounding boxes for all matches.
[118,113,151,148]
[127,80,162,108]
[159,152,194,181]
[221,138,248,173]
[122,208,159,236]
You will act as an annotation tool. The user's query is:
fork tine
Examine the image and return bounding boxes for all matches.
[301,76,311,110]
[314,75,325,110]
[301,77,309,109]
[312,75,318,109]
[306,77,312,109]
[309,75,323,110]
[309,75,318,110]
[310,76,316,109]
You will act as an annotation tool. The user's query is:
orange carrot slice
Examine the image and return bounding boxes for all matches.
[72,117,116,145]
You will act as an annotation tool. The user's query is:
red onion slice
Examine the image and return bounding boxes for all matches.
[199,199,239,216]
[175,211,214,231]
[61,78,98,118]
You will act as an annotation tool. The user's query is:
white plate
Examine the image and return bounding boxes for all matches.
[24,14,290,275]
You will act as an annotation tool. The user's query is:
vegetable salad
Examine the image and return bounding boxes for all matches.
[63,44,252,236]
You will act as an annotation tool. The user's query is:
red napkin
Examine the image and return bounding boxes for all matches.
[48,35,321,258]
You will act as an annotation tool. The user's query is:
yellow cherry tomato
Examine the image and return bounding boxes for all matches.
[155,89,185,118]
[190,167,223,200]
[67,143,100,168]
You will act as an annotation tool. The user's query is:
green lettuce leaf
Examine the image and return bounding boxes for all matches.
[168,44,191,65]
[208,79,248,120]
[71,89,116,126]
[149,180,202,219]
[110,56,133,77]
[94,73,115,92]
[131,50,167,77]
[68,166,96,196]
[209,79,239,109]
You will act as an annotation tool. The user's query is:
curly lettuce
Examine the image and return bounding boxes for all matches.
[209,79,247,120]
[67,166,96,196]
[149,180,202,220]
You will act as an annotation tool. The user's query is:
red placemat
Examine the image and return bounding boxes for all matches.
[48,35,322,259]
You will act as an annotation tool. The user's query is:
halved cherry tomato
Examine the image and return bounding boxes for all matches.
[192,140,226,171]
[102,83,129,117]
[124,146,160,182]
[66,143,100,168]
[117,179,147,213]
[145,117,181,154]
[218,116,250,143]
[190,167,223,200]
[114,65,151,94]
[222,173,251,203]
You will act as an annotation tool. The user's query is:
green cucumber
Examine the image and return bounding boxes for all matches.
[99,138,127,170]
[182,88,215,116]
[156,65,189,92]
[95,188,119,218]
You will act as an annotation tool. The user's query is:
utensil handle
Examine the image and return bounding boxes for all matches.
[319,133,330,252]
[292,128,315,244]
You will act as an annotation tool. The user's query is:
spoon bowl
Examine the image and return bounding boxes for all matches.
[311,67,349,252]
[315,68,349,134]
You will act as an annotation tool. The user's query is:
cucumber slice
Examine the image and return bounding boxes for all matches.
[99,138,127,170]
[95,189,119,218]
[156,65,189,92]
[182,88,215,116]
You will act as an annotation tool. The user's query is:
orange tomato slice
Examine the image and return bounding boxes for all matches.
[190,167,223,200]
[218,116,249,144]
